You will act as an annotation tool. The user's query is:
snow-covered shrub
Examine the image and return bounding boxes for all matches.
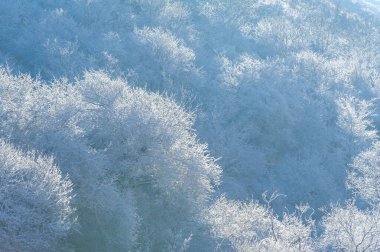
[0,67,221,250]
[134,26,196,73]
[336,96,377,146]
[338,94,380,205]
[76,70,221,250]
[133,25,200,95]
[320,202,380,251]
[0,140,75,251]
[158,1,191,29]
[348,142,380,205]
[0,67,138,251]
[206,195,315,252]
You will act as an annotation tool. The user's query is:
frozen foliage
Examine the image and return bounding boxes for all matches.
[134,26,196,73]
[0,68,139,251]
[1,1,379,200]
[320,202,380,251]
[1,0,380,250]
[336,96,377,146]
[348,142,380,205]
[0,140,75,251]
[194,0,380,209]
[206,195,315,252]
[0,68,221,251]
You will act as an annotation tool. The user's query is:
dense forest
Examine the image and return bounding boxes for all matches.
[1,0,380,251]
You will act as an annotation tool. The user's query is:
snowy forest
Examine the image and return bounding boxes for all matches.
[1,0,380,251]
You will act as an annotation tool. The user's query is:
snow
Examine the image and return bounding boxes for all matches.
[0,0,380,250]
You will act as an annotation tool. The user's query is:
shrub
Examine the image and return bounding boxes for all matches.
[0,140,75,251]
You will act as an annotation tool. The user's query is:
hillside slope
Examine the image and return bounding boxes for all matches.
[1,0,380,251]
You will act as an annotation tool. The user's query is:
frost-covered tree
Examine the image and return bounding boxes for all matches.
[76,70,221,250]
[134,26,197,73]
[0,140,75,251]
[320,202,380,251]
[320,83,380,252]
[336,96,377,147]
[206,195,315,252]
[0,67,221,250]
[348,142,380,205]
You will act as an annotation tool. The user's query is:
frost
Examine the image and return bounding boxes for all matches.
[1,0,380,250]
[0,140,75,251]
[0,68,220,251]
